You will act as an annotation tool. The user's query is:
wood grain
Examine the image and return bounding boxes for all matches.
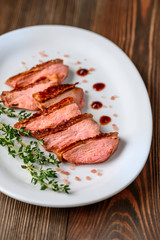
[0,0,159,240]
[0,194,69,240]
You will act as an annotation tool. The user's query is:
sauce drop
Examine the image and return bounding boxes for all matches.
[93,83,105,91]
[97,172,102,176]
[63,54,69,58]
[63,179,69,185]
[75,176,81,181]
[100,116,111,125]
[91,169,97,173]
[91,101,103,109]
[77,68,89,76]
[82,79,87,83]
[86,176,91,180]
[112,124,119,131]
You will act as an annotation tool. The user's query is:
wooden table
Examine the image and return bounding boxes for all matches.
[0,0,159,239]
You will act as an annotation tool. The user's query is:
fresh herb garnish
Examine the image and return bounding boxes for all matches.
[0,102,31,121]
[0,122,70,193]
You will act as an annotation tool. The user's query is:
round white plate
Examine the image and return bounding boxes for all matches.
[0,25,152,207]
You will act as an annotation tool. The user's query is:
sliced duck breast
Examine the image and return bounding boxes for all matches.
[5,59,69,88]
[14,97,81,133]
[1,77,58,111]
[57,132,120,164]
[33,83,85,110]
[33,113,101,153]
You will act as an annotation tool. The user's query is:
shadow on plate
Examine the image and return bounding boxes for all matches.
[63,69,75,84]
[105,137,127,164]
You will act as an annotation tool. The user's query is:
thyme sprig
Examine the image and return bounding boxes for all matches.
[0,102,31,121]
[0,122,70,193]
[23,164,69,192]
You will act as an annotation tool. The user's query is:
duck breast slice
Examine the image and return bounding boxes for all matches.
[58,132,120,164]
[33,83,85,110]
[5,59,69,88]
[1,77,58,111]
[14,97,81,133]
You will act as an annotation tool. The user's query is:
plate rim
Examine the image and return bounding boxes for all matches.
[0,25,153,207]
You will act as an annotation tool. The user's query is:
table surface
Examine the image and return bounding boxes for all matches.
[0,0,159,239]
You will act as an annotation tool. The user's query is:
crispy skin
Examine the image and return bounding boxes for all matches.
[33,113,93,139]
[5,59,69,88]
[33,83,78,103]
[1,77,58,110]
[32,83,85,110]
[57,132,119,161]
[34,87,85,110]
[14,97,77,130]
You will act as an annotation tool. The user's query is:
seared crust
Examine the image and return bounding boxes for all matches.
[56,132,119,161]
[5,59,63,87]
[33,113,93,139]
[14,97,75,129]
[33,83,78,103]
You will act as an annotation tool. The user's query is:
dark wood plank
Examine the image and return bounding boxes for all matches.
[0,193,69,240]
[0,0,97,35]
[0,0,159,240]
[66,0,160,240]
[0,1,97,240]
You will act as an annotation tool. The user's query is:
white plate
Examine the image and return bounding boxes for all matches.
[0,25,152,207]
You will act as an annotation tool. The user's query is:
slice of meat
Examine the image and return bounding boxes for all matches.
[57,132,120,164]
[36,88,85,110]
[33,113,92,139]
[5,59,69,88]
[33,83,85,110]
[33,83,77,103]
[14,97,81,133]
[34,114,101,153]
[1,77,58,111]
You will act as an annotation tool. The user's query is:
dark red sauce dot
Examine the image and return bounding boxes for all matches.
[93,83,105,91]
[99,116,111,125]
[77,68,89,76]
[91,101,103,109]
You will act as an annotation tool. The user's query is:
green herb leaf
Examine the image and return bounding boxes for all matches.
[0,121,70,193]
[0,102,32,121]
